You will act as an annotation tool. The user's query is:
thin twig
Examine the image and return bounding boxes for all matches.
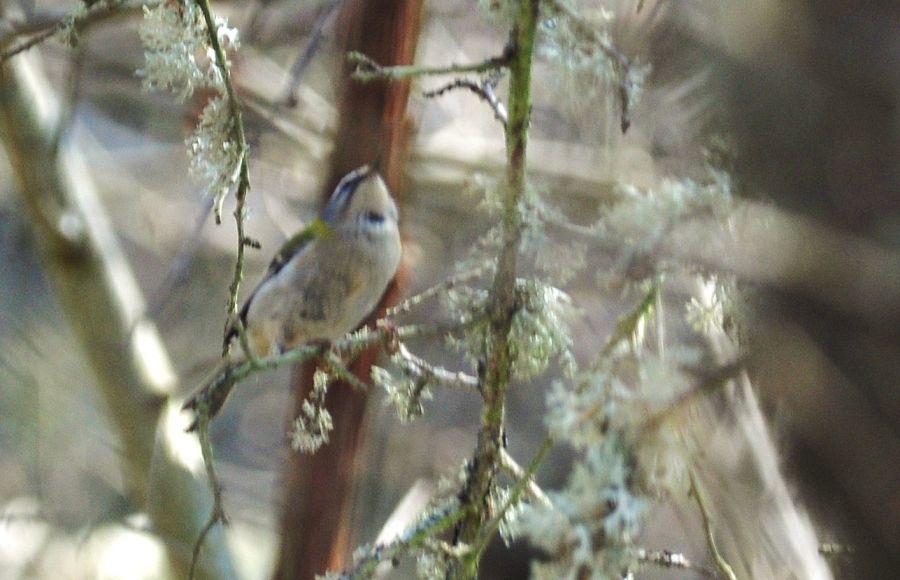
[637,548,714,577]
[0,0,129,63]
[395,343,480,392]
[638,358,745,436]
[189,2,257,565]
[471,437,555,558]
[189,397,228,580]
[281,0,343,106]
[192,0,256,356]
[348,50,511,82]
[591,283,658,370]
[0,24,56,62]
[386,264,492,318]
[690,469,738,580]
[323,349,370,391]
[499,448,552,507]
[423,75,508,128]
[339,503,469,579]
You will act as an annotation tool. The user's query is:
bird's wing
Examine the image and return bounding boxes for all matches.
[223,218,334,350]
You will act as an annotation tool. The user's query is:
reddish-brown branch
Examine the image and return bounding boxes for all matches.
[272,1,422,578]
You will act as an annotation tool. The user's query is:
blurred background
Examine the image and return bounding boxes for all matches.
[0,0,898,578]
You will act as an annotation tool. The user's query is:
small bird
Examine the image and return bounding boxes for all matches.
[184,164,402,427]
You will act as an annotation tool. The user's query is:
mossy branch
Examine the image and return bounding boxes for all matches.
[449,2,539,577]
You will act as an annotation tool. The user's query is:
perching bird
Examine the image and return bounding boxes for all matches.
[184,165,401,428]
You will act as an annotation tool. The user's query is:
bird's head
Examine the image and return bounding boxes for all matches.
[321,165,398,235]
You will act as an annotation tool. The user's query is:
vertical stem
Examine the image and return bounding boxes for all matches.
[690,469,738,580]
[451,1,538,577]
[192,0,253,345]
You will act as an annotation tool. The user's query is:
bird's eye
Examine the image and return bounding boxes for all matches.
[363,210,385,224]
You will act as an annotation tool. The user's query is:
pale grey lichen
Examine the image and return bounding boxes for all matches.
[465,172,504,216]
[290,369,333,453]
[492,485,528,546]
[138,2,238,99]
[445,280,575,381]
[372,361,433,423]
[536,1,649,134]
[185,96,242,212]
[509,432,646,579]
[685,274,743,339]
[545,374,626,449]
[537,5,616,81]
[605,171,734,252]
[534,238,588,285]
[415,543,451,580]
[139,0,243,213]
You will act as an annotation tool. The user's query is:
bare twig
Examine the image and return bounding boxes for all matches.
[387,264,493,318]
[591,283,658,369]
[339,503,468,579]
[281,0,343,106]
[323,349,370,391]
[395,343,480,392]
[423,73,508,128]
[187,1,257,565]
[499,448,551,507]
[471,438,555,558]
[348,49,511,82]
[690,469,738,580]
[0,23,56,61]
[189,403,228,580]
[0,0,129,64]
[637,548,714,577]
[638,358,745,436]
